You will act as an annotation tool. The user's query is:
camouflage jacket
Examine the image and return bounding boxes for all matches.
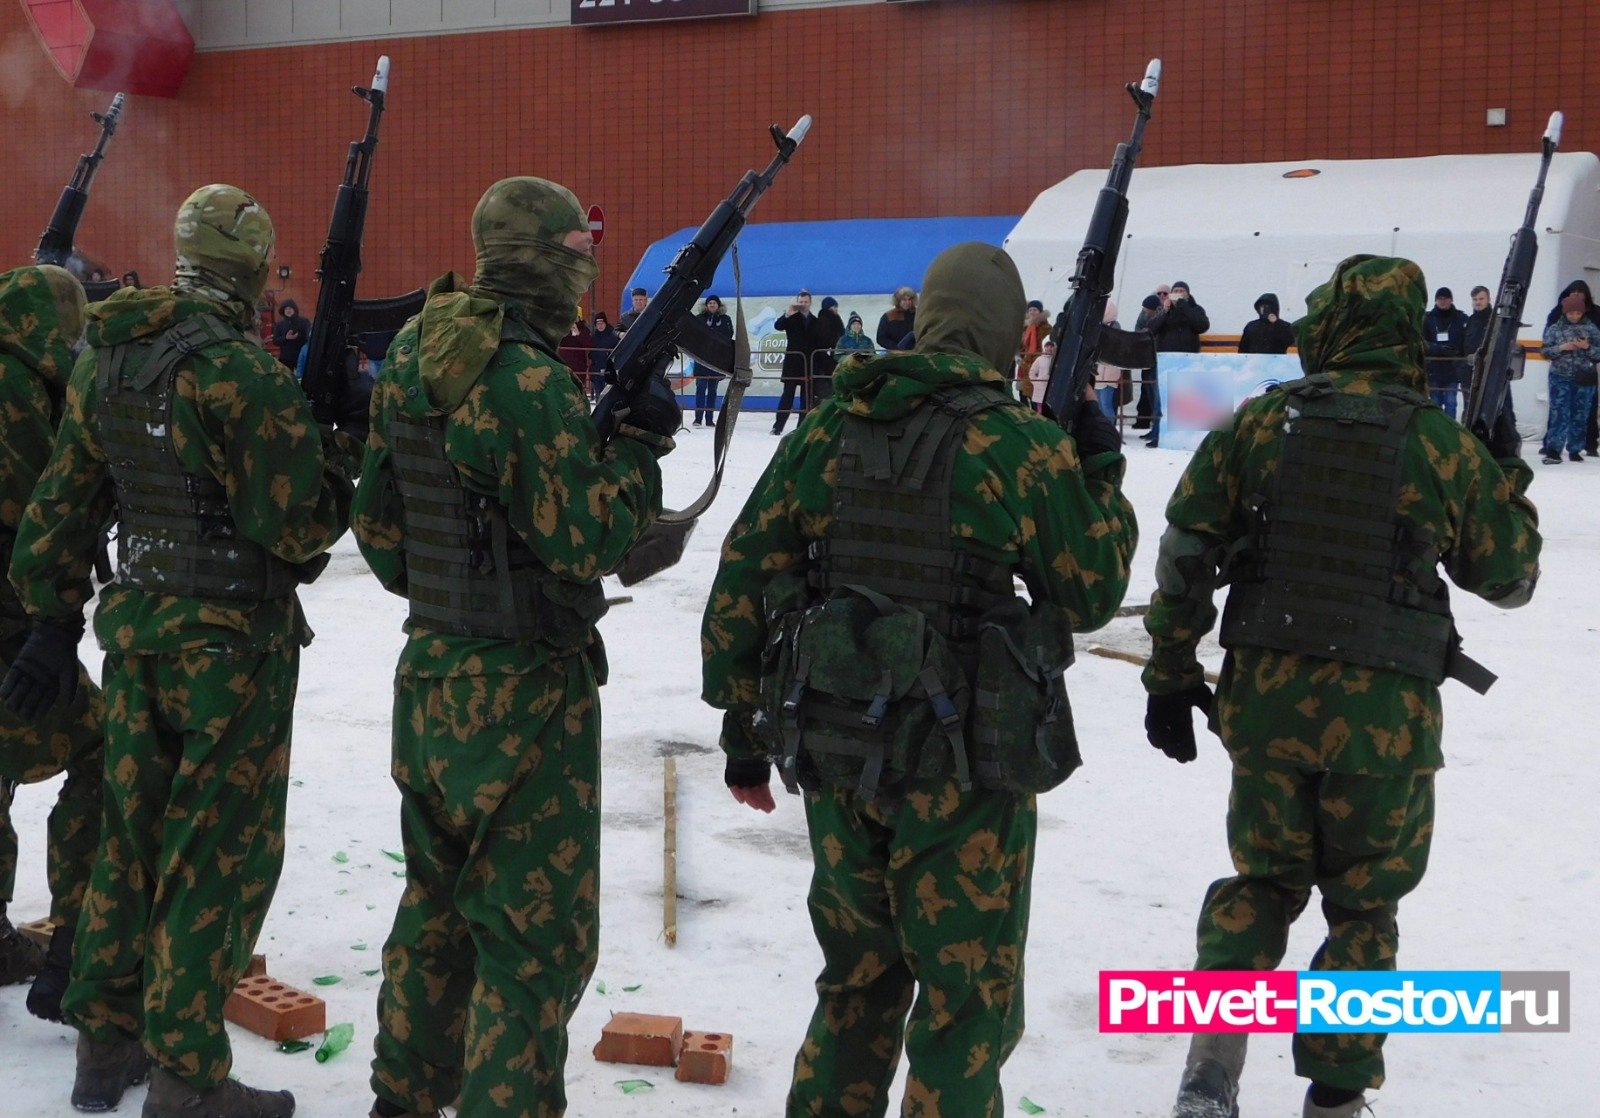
[8,286,358,654]
[1143,369,1541,774]
[351,272,669,678]
[0,266,78,639]
[701,350,1138,760]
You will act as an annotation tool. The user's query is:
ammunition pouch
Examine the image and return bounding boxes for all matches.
[971,598,1080,794]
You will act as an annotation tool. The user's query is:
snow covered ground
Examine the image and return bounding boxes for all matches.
[2,426,1594,1117]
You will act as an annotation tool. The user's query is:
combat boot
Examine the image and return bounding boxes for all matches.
[1170,1032,1246,1118]
[142,1066,294,1118]
[0,903,44,984]
[368,1099,441,1118]
[28,921,74,1021]
[1303,1084,1371,1117]
[71,1032,152,1112]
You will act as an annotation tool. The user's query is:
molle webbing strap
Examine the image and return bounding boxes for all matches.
[96,315,299,601]
[388,411,604,646]
[1219,377,1473,685]
[814,384,1014,640]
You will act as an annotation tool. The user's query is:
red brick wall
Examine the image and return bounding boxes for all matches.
[3,0,1597,315]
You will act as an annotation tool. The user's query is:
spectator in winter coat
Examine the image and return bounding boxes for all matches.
[272,298,312,370]
[1133,290,1166,430]
[587,311,619,399]
[773,290,819,434]
[1464,285,1493,358]
[1095,299,1127,419]
[1017,299,1052,403]
[558,317,592,377]
[1141,281,1211,446]
[836,312,875,354]
[618,287,648,334]
[1238,293,1295,354]
[1422,287,1470,418]
[1545,279,1600,456]
[1540,288,1600,463]
[875,286,916,350]
[691,295,734,426]
[1028,335,1054,413]
[810,296,847,403]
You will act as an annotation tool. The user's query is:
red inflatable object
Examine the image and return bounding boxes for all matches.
[20,0,194,98]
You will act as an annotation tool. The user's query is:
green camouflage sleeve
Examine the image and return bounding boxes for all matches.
[9,352,115,621]
[351,374,407,596]
[1017,442,1138,632]
[1429,424,1540,607]
[700,433,806,716]
[190,349,357,564]
[0,360,59,537]
[453,347,665,583]
[1143,427,1238,694]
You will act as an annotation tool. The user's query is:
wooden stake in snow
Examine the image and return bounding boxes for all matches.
[1086,644,1220,685]
[664,756,678,947]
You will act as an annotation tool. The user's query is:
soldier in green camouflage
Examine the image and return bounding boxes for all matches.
[3,184,359,1118]
[1142,255,1541,1118]
[701,242,1137,1117]
[351,176,677,1118]
[0,264,106,1011]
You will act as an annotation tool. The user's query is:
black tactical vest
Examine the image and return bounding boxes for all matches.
[386,338,606,648]
[1218,375,1494,692]
[97,314,300,601]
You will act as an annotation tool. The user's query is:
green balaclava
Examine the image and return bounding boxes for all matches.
[469,176,599,348]
[913,242,1027,374]
[172,183,275,320]
[1293,254,1427,384]
[0,264,85,389]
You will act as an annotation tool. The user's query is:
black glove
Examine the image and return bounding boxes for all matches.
[593,370,683,441]
[1483,407,1522,461]
[1072,403,1122,457]
[725,756,773,788]
[0,617,85,719]
[334,354,374,441]
[1144,683,1215,764]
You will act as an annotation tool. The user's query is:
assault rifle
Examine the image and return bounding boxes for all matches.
[1463,112,1563,445]
[301,57,425,431]
[35,92,125,302]
[594,114,812,444]
[598,116,812,585]
[1041,61,1160,430]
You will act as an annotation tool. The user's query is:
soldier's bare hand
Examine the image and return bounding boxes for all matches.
[730,785,776,813]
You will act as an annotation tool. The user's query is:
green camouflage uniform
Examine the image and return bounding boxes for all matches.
[0,264,105,933]
[1143,255,1541,1091]
[702,244,1137,1118]
[8,187,357,1090]
[352,177,669,1118]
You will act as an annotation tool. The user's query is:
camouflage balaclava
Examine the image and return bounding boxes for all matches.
[914,242,1027,374]
[173,184,275,321]
[470,177,598,348]
[0,264,85,389]
[1293,254,1426,384]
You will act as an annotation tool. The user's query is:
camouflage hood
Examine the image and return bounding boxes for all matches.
[1293,254,1428,392]
[469,177,598,351]
[914,242,1027,376]
[0,264,84,390]
[85,285,251,348]
[832,350,1008,421]
[408,272,507,415]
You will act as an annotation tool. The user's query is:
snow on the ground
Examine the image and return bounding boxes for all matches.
[2,423,1595,1117]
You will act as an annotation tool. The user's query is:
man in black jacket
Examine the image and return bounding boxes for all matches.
[271,298,311,370]
[772,289,817,434]
[1238,293,1295,354]
[691,295,734,426]
[1422,286,1469,419]
[1141,281,1211,446]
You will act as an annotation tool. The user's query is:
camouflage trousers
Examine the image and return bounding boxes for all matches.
[1194,757,1435,1091]
[788,778,1035,1118]
[372,655,602,1118]
[63,646,297,1089]
[0,625,105,928]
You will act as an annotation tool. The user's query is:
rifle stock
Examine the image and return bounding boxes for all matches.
[35,93,125,272]
[1462,111,1562,445]
[1041,62,1160,431]
[593,115,812,443]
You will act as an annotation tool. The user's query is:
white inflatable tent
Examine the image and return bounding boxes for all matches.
[1004,152,1600,425]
